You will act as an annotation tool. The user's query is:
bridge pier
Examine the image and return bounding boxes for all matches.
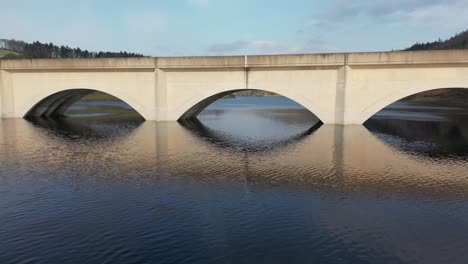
[154,68,169,121]
[334,65,351,125]
[0,69,14,118]
[0,70,3,117]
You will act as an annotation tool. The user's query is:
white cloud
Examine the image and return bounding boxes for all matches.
[207,39,337,55]
[391,3,468,27]
[325,0,450,19]
[295,0,468,52]
[312,0,468,25]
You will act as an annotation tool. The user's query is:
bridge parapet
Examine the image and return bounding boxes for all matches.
[1,50,468,70]
[347,50,468,66]
[157,56,244,69]
[0,57,156,71]
[247,53,346,67]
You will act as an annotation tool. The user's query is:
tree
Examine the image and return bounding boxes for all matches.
[0,39,146,59]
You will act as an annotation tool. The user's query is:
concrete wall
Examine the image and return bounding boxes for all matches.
[343,50,468,124]
[162,68,246,120]
[0,58,157,119]
[1,50,468,124]
[346,65,468,124]
[9,70,157,119]
[0,68,14,118]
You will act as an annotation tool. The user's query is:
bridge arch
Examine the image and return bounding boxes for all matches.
[176,88,326,121]
[24,88,147,119]
[359,86,468,124]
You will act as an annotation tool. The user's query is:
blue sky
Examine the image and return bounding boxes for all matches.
[2,0,468,56]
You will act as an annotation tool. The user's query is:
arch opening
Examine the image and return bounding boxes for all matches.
[178,89,322,123]
[177,89,322,148]
[24,89,145,120]
[364,88,468,124]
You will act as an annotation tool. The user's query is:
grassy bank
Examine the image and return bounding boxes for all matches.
[0,49,24,59]
[80,92,119,101]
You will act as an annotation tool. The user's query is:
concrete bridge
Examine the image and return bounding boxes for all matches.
[1,50,468,125]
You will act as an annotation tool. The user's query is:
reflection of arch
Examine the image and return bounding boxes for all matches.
[24,89,145,119]
[360,87,468,124]
[178,118,322,153]
[365,118,468,158]
[177,88,323,121]
[26,115,144,138]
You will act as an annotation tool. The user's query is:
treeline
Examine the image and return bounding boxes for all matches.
[0,39,145,59]
[0,39,26,52]
[405,39,442,51]
[405,30,468,51]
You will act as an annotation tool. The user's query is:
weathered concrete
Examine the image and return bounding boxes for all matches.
[1,50,468,124]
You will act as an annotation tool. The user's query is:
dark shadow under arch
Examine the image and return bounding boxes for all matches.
[24,89,144,119]
[363,87,468,124]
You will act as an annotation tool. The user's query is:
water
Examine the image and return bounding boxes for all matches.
[1,97,468,264]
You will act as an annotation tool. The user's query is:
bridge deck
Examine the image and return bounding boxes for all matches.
[1,50,468,71]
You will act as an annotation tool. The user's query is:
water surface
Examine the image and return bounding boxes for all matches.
[1,97,467,264]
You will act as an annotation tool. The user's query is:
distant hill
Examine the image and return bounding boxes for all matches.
[405,30,468,51]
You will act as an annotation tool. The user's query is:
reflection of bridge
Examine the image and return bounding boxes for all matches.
[1,50,468,124]
[178,118,322,153]
[2,118,468,198]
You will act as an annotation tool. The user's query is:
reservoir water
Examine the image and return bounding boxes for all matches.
[1,97,467,264]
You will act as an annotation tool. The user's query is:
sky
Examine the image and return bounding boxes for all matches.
[2,0,468,56]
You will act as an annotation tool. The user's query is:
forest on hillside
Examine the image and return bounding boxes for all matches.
[0,39,144,59]
[405,30,468,51]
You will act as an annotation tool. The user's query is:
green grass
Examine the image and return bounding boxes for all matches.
[80,92,119,101]
[0,49,24,59]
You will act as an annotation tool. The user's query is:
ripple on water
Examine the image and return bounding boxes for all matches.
[1,98,468,264]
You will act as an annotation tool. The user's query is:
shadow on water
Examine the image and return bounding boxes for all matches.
[25,113,145,139]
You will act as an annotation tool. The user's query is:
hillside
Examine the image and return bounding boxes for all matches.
[0,48,24,59]
[405,30,468,51]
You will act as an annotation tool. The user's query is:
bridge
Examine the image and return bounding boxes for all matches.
[1,49,468,125]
